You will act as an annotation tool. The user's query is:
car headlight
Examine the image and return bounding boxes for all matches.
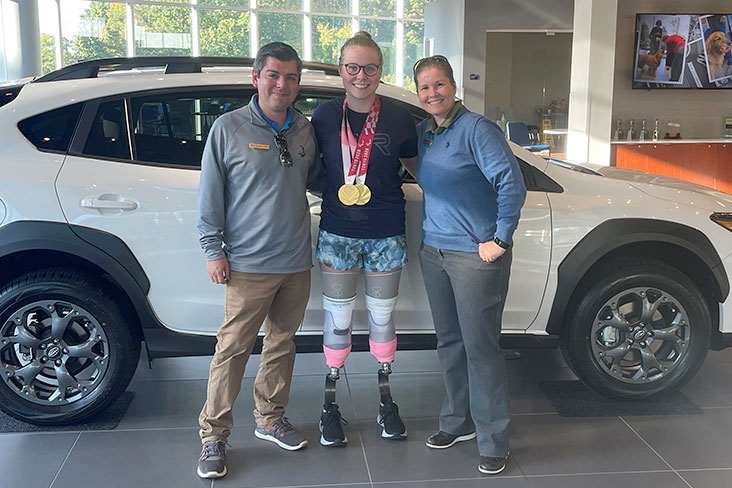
[711,212,732,232]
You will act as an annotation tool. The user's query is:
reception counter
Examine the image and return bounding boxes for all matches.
[611,139,732,194]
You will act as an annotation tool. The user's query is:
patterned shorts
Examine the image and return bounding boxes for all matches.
[316,229,408,272]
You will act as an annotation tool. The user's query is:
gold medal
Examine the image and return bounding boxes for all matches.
[338,184,360,206]
[355,183,371,205]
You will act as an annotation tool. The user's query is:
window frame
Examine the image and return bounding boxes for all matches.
[69,86,257,170]
[77,98,134,161]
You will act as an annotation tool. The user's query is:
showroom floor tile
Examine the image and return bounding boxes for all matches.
[5,349,732,487]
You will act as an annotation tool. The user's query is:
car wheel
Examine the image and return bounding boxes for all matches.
[0,268,140,425]
[560,258,711,399]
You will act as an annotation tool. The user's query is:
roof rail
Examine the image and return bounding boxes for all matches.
[34,56,340,82]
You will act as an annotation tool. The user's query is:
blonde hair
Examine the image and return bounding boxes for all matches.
[338,31,383,66]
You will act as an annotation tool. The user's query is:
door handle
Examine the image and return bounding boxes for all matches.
[81,195,138,211]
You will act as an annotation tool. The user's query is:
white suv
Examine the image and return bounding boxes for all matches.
[1,57,731,425]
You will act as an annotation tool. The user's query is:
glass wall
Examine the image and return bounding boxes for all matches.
[134,5,192,57]
[58,1,127,69]
[37,0,426,90]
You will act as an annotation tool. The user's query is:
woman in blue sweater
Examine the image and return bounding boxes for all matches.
[413,55,526,476]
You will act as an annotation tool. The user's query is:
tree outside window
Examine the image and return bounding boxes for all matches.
[257,0,301,10]
[359,18,396,82]
[359,0,395,17]
[37,0,428,91]
[199,9,250,57]
[403,21,424,90]
[259,13,303,54]
[311,0,350,15]
[60,1,126,66]
[199,0,248,5]
[135,5,192,57]
[312,16,351,65]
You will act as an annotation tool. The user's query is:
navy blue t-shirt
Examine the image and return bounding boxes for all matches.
[311,96,418,238]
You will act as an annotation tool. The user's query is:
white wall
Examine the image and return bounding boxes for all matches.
[612,0,732,139]
[484,33,513,117]
[462,0,573,113]
[505,32,571,126]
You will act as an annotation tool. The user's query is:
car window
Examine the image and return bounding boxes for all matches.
[82,99,131,160]
[294,96,332,119]
[516,157,563,193]
[17,103,83,153]
[130,91,251,167]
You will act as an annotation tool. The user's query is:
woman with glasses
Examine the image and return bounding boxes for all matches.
[413,55,526,475]
[310,31,419,447]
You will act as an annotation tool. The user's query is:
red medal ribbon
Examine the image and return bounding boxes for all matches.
[341,96,380,185]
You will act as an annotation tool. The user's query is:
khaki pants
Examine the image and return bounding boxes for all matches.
[198,270,311,443]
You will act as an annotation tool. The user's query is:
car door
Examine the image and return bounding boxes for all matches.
[295,90,435,332]
[295,91,552,332]
[401,159,553,332]
[56,90,251,335]
[502,157,553,330]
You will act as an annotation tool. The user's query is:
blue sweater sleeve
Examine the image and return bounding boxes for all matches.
[469,118,527,244]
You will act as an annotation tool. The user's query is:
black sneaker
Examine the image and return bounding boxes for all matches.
[254,417,308,451]
[197,440,227,479]
[478,455,507,475]
[319,403,348,447]
[425,430,477,449]
[377,401,407,439]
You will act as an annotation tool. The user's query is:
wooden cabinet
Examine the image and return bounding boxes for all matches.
[611,142,732,194]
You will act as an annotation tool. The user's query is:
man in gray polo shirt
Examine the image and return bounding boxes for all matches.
[196,42,325,479]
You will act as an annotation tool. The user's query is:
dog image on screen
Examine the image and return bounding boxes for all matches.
[637,50,665,77]
[705,30,732,81]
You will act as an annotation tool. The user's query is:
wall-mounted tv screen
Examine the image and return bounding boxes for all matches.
[633,13,732,89]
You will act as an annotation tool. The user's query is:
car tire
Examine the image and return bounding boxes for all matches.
[560,258,711,399]
[0,268,140,425]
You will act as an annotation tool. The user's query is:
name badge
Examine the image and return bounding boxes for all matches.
[249,143,270,150]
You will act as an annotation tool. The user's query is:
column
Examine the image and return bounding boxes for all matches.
[566,0,618,165]
[1,0,42,79]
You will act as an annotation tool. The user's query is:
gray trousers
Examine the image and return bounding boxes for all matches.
[418,243,511,457]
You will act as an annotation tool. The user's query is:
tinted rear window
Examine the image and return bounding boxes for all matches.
[0,85,23,108]
[82,99,131,160]
[130,91,250,167]
[18,103,83,153]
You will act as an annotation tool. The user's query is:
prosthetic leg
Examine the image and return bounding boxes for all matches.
[366,271,407,439]
[319,271,357,446]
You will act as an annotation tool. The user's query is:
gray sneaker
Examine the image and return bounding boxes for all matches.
[197,440,227,479]
[254,417,308,451]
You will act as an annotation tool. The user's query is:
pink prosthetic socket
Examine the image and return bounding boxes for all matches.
[369,338,396,363]
[324,345,351,368]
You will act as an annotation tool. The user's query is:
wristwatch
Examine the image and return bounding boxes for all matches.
[493,237,511,249]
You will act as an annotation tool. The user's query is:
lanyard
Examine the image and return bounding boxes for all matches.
[340,96,380,185]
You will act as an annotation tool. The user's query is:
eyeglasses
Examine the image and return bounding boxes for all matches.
[274,133,293,168]
[341,63,381,76]
[413,55,450,72]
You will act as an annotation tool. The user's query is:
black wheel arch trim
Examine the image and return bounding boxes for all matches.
[713,331,732,350]
[0,221,160,330]
[547,218,729,336]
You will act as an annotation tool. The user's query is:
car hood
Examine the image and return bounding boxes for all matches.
[592,165,732,213]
